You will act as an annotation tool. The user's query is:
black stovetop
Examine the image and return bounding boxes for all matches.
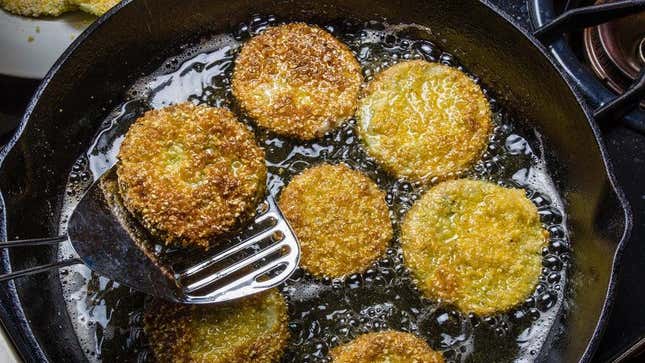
[0,1,643,361]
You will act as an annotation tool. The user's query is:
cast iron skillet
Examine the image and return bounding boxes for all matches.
[0,0,634,361]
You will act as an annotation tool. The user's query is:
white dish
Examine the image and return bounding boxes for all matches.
[0,9,95,79]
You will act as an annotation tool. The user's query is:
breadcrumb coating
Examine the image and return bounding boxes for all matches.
[232,23,362,140]
[71,0,119,15]
[145,289,289,363]
[331,331,444,363]
[357,60,491,181]
[401,179,548,315]
[117,103,266,248]
[1,0,118,16]
[1,0,75,16]
[278,164,393,277]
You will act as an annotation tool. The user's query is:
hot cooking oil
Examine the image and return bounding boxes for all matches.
[58,15,570,363]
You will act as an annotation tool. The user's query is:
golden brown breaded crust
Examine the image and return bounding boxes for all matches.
[232,23,362,140]
[144,289,289,363]
[1,0,75,16]
[401,179,548,315]
[278,163,392,277]
[331,331,444,363]
[357,60,491,181]
[71,0,119,15]
[117,103,266,248]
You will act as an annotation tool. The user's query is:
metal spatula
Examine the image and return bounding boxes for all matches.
[0,170,300,304]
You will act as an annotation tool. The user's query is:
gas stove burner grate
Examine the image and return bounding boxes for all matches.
[529,0,645,132]
[584,0,644,106]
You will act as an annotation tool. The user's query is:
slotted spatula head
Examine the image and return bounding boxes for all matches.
[67,170,300,304]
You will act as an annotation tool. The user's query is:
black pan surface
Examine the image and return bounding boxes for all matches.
[0,0,632,362]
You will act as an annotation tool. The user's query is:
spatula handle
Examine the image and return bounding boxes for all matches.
[0,236,68,247]
[0,236,82,281]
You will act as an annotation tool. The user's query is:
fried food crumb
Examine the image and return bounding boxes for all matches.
[401,179,548,315]
[1,0,118,17]
[233,23,362,140]
[145,289,289,363]
[71,0,119,16]
[357,60,491,181]
[278,163,392,277]
[331,331,444,363]
[1,0,75,16]
[117,103,266,248]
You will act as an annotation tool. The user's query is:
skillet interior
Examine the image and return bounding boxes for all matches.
[0,0,630,362]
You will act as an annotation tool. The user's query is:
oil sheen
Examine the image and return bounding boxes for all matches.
[58,15,571,363]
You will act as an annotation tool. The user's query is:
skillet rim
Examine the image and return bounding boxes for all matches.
[477,2,632,362]
[0,0,633,361]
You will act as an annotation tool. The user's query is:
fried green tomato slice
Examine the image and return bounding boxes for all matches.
[357,60,492,181]
[232,23,362,140]
[401,179,548,315]
[331,331,444,363]
[145,289,289,363]
[1,0,75,16]
[70,0,119,15]
[278,164,393,277]
[117,103,267,249]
